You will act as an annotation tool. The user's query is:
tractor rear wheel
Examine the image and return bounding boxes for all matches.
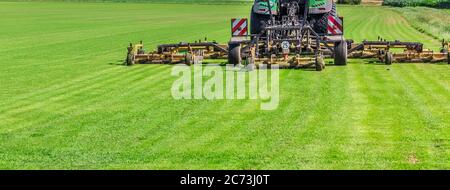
[385,52,393,65]
[250,8,270,35]
[228,43,242,66]
[185,53,193,66]
[334,40,347,66]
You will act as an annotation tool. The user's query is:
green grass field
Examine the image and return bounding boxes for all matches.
[0,2,449,169]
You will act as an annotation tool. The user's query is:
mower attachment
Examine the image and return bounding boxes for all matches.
[125,41,228,66]
[348,38,450,65]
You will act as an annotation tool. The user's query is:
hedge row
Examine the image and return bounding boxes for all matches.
[383,0,450,8]
[336,0,362,5]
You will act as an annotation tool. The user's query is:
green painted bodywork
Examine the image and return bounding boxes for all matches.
[256,0,328,9]
[309,0,328,8]
[255,0,279,14]
[254,0,330,15]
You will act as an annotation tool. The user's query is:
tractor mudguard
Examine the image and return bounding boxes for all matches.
[309,0,333,14]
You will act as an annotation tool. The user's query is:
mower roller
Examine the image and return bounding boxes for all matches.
[125,0,449,69]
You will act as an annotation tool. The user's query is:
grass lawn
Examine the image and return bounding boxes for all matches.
[0,2,448,169]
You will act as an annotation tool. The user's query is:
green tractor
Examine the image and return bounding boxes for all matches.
[229,0,347,70]
[251,0,339,35]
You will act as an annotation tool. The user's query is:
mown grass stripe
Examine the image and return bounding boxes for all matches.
[0,65,167,129]
[387,65,448,168]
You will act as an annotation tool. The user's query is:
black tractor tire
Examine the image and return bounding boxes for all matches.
[334,40,348,66]
[250,8,271,35]
[385,52,394,65]
[312,2,337,35]
[228,43,242,66]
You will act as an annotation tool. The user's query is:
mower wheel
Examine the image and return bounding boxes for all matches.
[315,55,325,71]
[126,53,135,66]
[228,43,242,66]
[447,52,450,64]
[334,40,347,66]
[385,52,393,65]
[247,62,255,71]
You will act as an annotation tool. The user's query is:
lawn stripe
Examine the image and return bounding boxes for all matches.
[0,65,167,131]
[388,65,449,168]
[0,66,176,167]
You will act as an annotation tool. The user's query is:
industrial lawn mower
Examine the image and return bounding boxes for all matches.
[125,0,450,70]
